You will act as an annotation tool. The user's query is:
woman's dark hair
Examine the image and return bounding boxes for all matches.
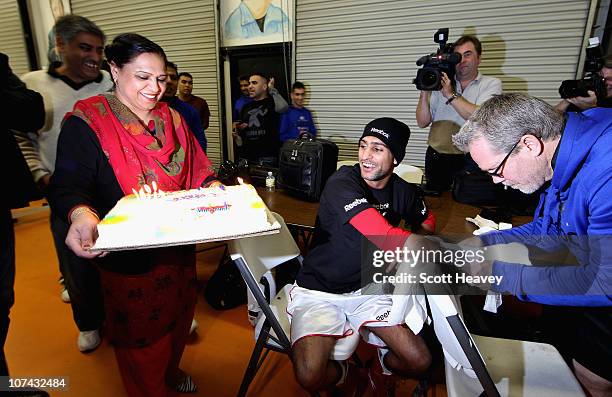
[104,33,166,68]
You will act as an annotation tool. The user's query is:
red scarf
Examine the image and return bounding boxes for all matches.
[68,94,214,194]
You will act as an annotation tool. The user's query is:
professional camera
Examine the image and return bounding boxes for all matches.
[413,28,462,91]
[559,38,606,100]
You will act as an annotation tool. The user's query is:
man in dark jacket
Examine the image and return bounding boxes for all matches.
[0,53,47,396]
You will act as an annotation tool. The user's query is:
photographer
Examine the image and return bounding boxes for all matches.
[555,54,612,112]
[416,35,501,194]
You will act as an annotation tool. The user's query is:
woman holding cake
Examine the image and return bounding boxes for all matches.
[48,33,219,397]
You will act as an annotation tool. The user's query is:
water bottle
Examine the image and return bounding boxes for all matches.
[265,171,275,192]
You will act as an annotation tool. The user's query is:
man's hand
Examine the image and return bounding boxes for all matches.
[235,122,248,131]
[457,236,484,249]
[387,234,441,273]
[232,132,243,146]
[440,72,454,99]
[458,236,493,291]
[268,77,275,90]
[405,233,441,252]
[65,210,105,259]
[461,258,494,290]
[567,90,597,110]
[455,237,492,290]
[36,174,51,192]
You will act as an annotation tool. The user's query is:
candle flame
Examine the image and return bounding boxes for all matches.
[132,183,166,200]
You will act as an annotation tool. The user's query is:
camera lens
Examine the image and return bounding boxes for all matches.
[416,68,441,91]
[422,71,438,88]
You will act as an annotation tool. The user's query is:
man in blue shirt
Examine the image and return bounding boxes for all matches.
[279,81,317,142]
[233,74,253,121]
[452,93,612,396]
[162,62,207,152]
[224,0,290,40]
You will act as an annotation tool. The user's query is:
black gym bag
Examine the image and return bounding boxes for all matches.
[278,135,339,201]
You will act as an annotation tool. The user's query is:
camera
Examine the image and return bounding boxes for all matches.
[559,38,606,100]
[413,28,462,91]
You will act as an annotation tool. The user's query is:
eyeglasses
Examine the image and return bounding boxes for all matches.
[487,139,521,178]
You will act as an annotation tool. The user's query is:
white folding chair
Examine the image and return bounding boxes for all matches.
[425,242,584,396]
[230,212,359,396]
[230,213,300,396]
[393,163,424,184]
[428,293,585,397]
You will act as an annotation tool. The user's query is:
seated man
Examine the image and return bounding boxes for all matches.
[288,118,436,394]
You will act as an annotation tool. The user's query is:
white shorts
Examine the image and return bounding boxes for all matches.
[287,284,405,352]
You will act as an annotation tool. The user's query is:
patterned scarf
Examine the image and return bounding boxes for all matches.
[68,94,214,194]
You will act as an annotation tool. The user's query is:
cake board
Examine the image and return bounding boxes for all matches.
[90,207,281,252]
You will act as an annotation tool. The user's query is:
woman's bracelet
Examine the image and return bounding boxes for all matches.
[69,206,99,224]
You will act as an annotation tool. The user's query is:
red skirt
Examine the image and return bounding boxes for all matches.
[99,246,197,348]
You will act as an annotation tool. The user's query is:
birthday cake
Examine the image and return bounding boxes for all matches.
[92,183,279,251]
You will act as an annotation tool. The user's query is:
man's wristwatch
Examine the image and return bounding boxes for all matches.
[446,92,461,105]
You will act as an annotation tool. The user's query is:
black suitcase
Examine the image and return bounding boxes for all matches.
[278,135,339,201]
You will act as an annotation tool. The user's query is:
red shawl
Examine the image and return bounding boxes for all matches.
[68,94,214,194]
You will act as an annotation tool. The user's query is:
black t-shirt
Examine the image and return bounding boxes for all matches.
[296,164,429,293]
[239,96,281,161]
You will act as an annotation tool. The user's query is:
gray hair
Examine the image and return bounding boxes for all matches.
[452,93,564,154]
[54,15,105,45]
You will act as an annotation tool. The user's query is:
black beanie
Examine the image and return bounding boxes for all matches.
[360,117,411,164]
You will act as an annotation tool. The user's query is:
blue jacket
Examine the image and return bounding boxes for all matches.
[482,108,612,306]
[233,95,253,121]
[279,106,317,142]
[169,97,207,153]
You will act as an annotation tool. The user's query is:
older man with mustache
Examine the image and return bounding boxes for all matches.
[15,14,113,353]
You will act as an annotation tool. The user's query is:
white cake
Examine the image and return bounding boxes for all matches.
[92,183,279,251]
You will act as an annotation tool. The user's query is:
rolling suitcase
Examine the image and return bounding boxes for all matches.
[278,135,339,201]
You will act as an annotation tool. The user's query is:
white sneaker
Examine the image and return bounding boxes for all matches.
[61,288,70,303]
[189,318,198,335]
[77,330,101,352]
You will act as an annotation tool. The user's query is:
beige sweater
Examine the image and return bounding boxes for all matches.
[15,69,113,182]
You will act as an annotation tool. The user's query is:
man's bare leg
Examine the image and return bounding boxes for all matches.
[292,335,343,392]
[367,325,431,376]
